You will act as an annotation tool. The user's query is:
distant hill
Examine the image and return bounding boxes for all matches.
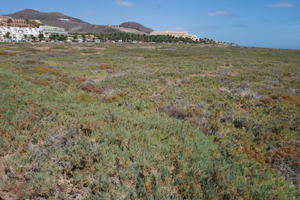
[6,9,152,34]
[120,22,153,33]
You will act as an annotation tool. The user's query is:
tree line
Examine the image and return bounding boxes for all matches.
[69,32,217,44]
[2,31,223,44]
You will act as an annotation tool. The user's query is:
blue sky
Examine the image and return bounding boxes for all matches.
[1,0,300,49]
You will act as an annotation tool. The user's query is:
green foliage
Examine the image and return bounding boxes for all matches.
[49,34,67,41]
[38,33,44,40]
[70,32,217,44]
[4,32,10,39]
[77,93,98,103]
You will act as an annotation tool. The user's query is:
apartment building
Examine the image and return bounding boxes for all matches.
[0,15,67,41]
[150,31,200,41]
[40,25,67,38]
[0,26,40,40]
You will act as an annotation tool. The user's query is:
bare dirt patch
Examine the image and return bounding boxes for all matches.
[72,46,106,50]
[136,56,145,61]
[32,46,51,51]
[125,45,157,49]
[0,50,21,56]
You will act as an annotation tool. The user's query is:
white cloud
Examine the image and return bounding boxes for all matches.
[268,1,294,8]
[115,0,133,7]
[208,10,230,17]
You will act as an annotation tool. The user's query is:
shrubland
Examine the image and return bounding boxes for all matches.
[0,43,299,199]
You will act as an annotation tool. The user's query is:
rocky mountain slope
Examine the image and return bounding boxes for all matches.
[120,22,153,33]
[6,9,152,34]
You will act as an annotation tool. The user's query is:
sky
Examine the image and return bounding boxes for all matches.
[1,0,300,49]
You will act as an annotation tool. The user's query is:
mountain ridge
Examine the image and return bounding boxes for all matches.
[5,9,153,34]
[120,22,153,33]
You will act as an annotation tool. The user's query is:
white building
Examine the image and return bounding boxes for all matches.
[0,15,67,42]
[150,31,200,41]
[0,26,40,41]
[39,25,67,38]
[0,25,67,41]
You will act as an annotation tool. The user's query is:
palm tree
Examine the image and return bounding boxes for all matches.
[38,33,44,41]
[7,19,13,26]
[4,32,10,39]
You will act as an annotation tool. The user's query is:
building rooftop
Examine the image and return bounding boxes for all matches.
[0,15,12,19]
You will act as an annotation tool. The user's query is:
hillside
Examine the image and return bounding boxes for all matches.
[6,9,152,34]
[120,22,153,33]
[0,43,299,199]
